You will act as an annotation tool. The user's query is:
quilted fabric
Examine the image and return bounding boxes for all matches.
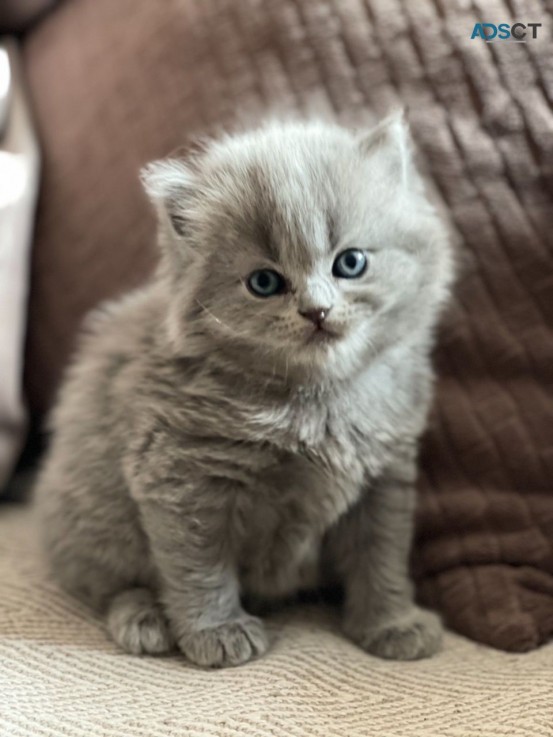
[22,0,553,651]
[2,502,553,737]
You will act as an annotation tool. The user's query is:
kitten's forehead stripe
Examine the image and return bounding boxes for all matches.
[326,211,338,252]
[244,160,325,271]
[251,205,279,264]
[246,162,281,263]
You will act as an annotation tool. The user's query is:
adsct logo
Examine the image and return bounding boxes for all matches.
[470,22,542,42]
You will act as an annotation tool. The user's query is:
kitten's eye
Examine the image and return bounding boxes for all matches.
[247,269,286,297]
[332,249,367,279]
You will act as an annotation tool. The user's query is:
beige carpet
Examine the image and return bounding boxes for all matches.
[1,504,552,737]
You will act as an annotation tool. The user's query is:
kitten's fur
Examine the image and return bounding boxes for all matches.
[36,117,453,667]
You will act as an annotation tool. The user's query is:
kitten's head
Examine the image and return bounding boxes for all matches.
[142,116,453,383]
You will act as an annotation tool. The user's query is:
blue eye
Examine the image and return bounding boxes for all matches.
[332,249,367,279]
[247,269,286,297]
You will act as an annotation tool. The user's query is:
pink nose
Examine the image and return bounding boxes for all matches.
[299,307,330,327]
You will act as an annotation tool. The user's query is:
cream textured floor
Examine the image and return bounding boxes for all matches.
[1,503,552,737]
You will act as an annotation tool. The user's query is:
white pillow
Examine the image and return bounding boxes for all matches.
[0,40,40,493]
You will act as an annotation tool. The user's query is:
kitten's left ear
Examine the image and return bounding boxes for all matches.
[358,111,415,187]
[140,158,196,238]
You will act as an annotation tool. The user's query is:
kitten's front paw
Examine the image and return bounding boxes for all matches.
[348,607,442,661]
[179,616,268,668]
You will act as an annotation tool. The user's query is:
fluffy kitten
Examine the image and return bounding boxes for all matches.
[36,116,453,667]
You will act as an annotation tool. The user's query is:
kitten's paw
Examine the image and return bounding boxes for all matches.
[107,588,174,655]
[349,607,442,661]
[179,616,268,668]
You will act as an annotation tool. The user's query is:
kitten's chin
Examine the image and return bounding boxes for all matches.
[294,323,383,383]
[290,335,367,383]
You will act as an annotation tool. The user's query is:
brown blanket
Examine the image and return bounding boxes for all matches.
[22,0,553,651]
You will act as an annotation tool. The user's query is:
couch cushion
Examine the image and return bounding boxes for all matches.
[22,0,553,651]
[1,502,553,737]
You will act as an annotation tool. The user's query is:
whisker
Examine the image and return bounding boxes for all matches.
[194,298,223,326]
[194,298,252,340]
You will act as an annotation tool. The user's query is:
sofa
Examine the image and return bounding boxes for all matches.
[1,0,552,734]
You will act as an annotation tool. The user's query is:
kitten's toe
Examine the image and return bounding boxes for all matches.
[107,588,174,655]
[179,616,268,668]
[349,607,442,661]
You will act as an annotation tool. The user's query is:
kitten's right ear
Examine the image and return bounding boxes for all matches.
[140,159,195,237]
[358,111,415,187]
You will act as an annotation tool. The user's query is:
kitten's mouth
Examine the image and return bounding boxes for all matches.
[305,326,341,345]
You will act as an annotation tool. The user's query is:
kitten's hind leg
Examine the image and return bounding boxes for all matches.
[107,588,175,655]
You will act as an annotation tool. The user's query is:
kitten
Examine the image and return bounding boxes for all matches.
[36,115,453,667]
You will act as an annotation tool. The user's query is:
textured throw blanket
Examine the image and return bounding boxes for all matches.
[22,0,553,651]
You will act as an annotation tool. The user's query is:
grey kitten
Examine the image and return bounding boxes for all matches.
[36,116,454,667]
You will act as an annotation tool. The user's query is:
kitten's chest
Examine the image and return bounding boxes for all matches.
[257,387,395,482]
[236,395,393,598]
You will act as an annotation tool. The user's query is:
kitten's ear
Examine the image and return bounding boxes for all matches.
[140,159,195,237]
[358,111,415,187]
